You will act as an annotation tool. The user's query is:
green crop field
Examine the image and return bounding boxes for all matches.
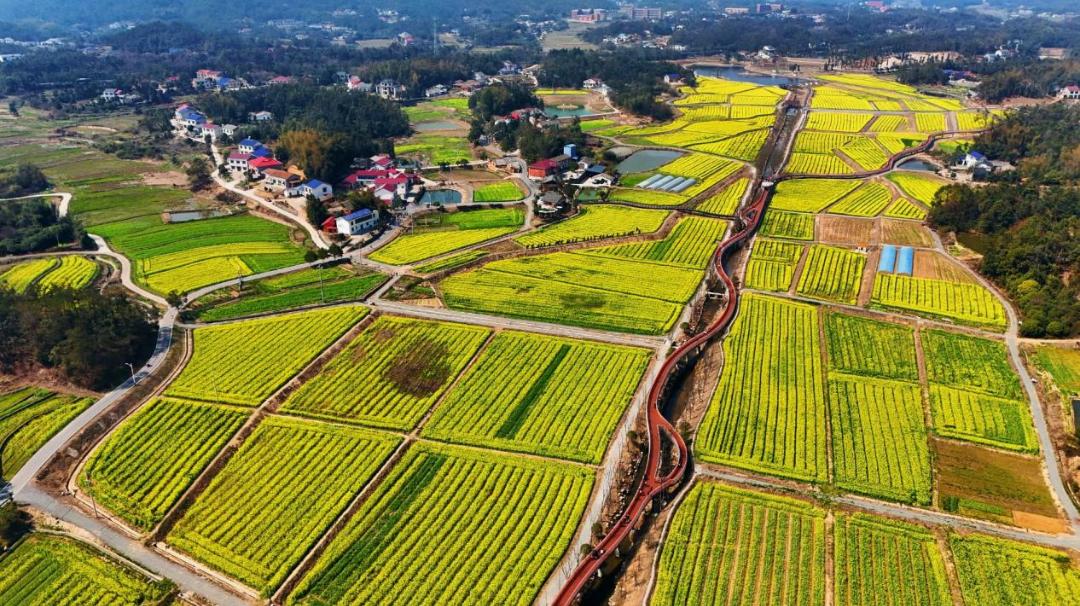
[696,294,828,482]
[840,137,892,171]
[0,258,57,293]
[886,172,945,205]
[771,179,860,213]
[469,252,702,303]
[796,244,866,304]
[922,330,1022,399]
[91,213,307,294]
[169,416,400,593]
[0,534,172,604]
[929,385,1038,453]
[35,256,98,291]
[370,207,523,265]
[696,177,748,215]
[472,181,524,202]
[949,534,1080,606]
[829,376,932,504]
[0,387,92,479]
[423,331,650,463]
[1031,345,1080,398]
[834,514,952,606]
[651,481,826,606]
[588,216,727,269]
[871,274,1007,329]
[828,182,893,216]
[395,135,472,164]
[883,198,927,220]
[414,250,488,274]
[282,316,490,430]
[288,442,592,606]
[190,268,386,323]
[441,266,683,334]
[608,187,687,207]
[166,306,367,406]
[759,210,815,240]
[689,129,770,161]
[514,205,668,248]
[824,313,918,381]
[745,238,802,292]
[79,398,249,530]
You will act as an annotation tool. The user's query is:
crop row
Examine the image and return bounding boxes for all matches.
[806,112,874,133]
[689,129,771,161]
[870,273,1007,330]
[514,205,668,248]
[886,172,946,205]
[590,216,727,269]
[785,152,856,175]
[796,244,866,305]
[759,210,815,240]
[827,182,893,217]
[771,178,860,213]
[0,258,58,293]
[0,387,92,479]
[36,256,98,291]
[695,178,749,215]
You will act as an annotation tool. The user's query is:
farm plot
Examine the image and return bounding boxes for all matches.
[922,330,1022,399]
[78,398,249,530]
[829,376,932,504]
[759,210,814,240]
[824,313,918,381]
[423,332,650,463]
[785,152,856,176]
[91,213,307,294]
[696,177,749,215]
[651,481,826,606]
[834,513,952,606]
[949,534,1080,606]
[883,198,927,220]
[886,172,946,205]
[440,267,682,335]
[189,267,386,323]
[370,207,523,265]
[839,137,891,171]
[472,181,524,202]
[915,113,947,133]
[415,250,488,274]
[654,153,742,197]
[0,258,57,293]
[771,179,860,213]
[875,133,928,156]
[168,416,399,594]
[806,112,874,132]
[166,306,367,406]
[608,188,687,207]
[688,129,771,161]
[0,387,93,479]
[35,256,98,291]
[0,534,172,604]
[1030,345,1080,398]
[868,115,911,132]
[816,215,874,247]
[695,294,828,482]
[589,216,727,269]
[281,316,489,430]
[796,244,866,305]
[288,442,592,606]
[827,181,893,217]
[881,219,934,247]
[745,238,802,292]
[514,205,668,248]
[955,111,996,131]
[870,274,1007,329]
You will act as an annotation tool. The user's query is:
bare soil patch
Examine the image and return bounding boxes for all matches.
[880,219,934,247]
[816,215,874,247]
[913,250,978,283]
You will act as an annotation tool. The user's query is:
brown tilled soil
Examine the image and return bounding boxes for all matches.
[816,215,874,247]
[913,250,979,283]
[880,219,934,247]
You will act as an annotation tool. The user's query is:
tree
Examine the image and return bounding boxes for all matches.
[0,504,31,549]
[328,243,343,257]
[304,249,318,263]
[278,128,347,182]
[185,156,212,191]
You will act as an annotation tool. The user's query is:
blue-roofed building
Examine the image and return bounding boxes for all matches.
[336,208,379,236]
[238,139,262,154]
[174,104,206,127]
[250,146,273,159]
[298,179,333,201]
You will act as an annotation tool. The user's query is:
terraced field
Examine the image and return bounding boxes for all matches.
[370,207,523,265]
[795,244,866,305]
[0,387,93,479]
[588,216,727,269]
[771,179,860,213]
[168,416,400,593]
[166,306,367,406]
[652,481,826,606]
[35,256,98,291]
[514,205,668,247]
[696,177,749,215]
[0,258,57,293]
[870,274,1007,329]
[695,294,828,482]
[281,316,490,430]
[424,331,650,463]
[745,238,802,292]
[288,442,593,606]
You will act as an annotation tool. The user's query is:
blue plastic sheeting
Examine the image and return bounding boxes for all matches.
[896,246,914,275]
[670,177,697,193]
[878,245,897,273]
[660,176,690,191]
[637,174,664,189]
[648,175,676,190]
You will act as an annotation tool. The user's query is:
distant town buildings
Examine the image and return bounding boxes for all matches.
[620,5,662,20]
[569,9,607,23]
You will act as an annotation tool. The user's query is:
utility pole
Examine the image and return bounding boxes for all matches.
[124,362,138,386]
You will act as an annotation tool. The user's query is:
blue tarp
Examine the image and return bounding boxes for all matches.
[879,245,897,273]
[897,246,914,275]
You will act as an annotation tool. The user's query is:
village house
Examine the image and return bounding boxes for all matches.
[262,168,301,192]
[248,110,274,122]
[424,84,449,98]
[237,138,263,155]
[268,75,295,85]
[528,155,574,180]
[347,76,373,93]
[198,122,223,140]
[336,208,380,235]
[376,79,407,100]
[1057,85,1080,100]
[100,88,122,102]
[249,156,283,175]
[174,104,206,129]
[227,152,252,171]
[295,179,334,201]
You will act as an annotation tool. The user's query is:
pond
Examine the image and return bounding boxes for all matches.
[419,189,462,205]
[546,106,599,118]
[165,209,231,223]
[896,159,938,172]
[414,120,463,132]
[616,149,684,174]
[692,65,807,86]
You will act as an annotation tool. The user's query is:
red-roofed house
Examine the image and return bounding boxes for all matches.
[249,156,283,174]
[269,76,295,85]
[1057,85,1080,100]
[227,152,252,171]
[371,154,394,169]
[262,168,301,191]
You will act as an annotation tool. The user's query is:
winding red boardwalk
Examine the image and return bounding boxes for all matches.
[553,133,941,605]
